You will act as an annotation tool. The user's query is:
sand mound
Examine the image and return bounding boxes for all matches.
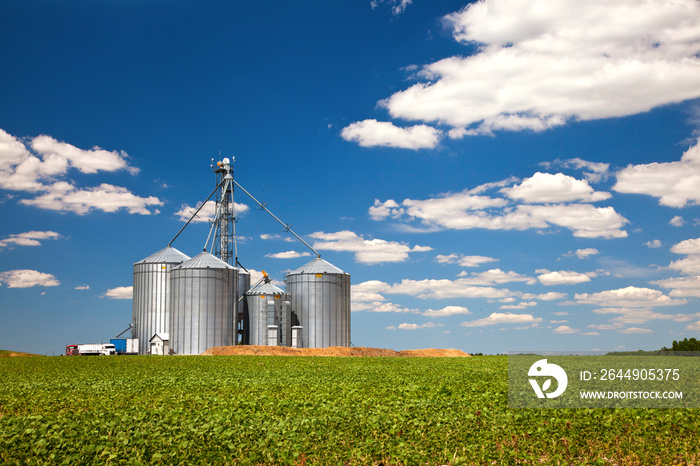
[201,345,470,357]
[0,350,41,358]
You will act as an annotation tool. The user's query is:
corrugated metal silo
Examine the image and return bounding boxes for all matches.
[169,251,238,355]
[245,281,291,346]
[286,257,350,348]
[132,246,190,355]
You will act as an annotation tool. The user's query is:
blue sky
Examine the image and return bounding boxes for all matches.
[2,0,700,355]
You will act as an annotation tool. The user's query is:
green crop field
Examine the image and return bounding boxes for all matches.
[0,355,698,465]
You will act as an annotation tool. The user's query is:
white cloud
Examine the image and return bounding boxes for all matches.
[575,286,687,308]
[0,269,59,288]
[435,253,499,268]
[22,182,162,215]
[0,129,160,215]
[265,251,312,259]
[543,158,610,183]
[686,321,700,332]
[644,239,662,249]
[670,237,700,255]
[614,139,700,207]
[460,312,542,327]
[362,301,420,313]
[652,276,700,298]
[340,119,441,149]
[501,172,611,203]
[371,0,412,16]
[592,307,697,325]
[538,270,594,286]
[389,277,515,300]
[553,325,579,334]
[175,200,250,223]
[374,183,628,239]
[668,256,700,275]
[310,230,432,264]
[422,305,471,317]
[0,231,61,248]
[397,322,444,330]
[378,0,700,134]
[572,248,599,259]
[499,301,537,310]
[457,268,536,286]
[670,216,685,227]
[352,280,391,302]
[535,292,568,301]
[104,286,133,299]
[74,285,90,290]
[618,327,653,334]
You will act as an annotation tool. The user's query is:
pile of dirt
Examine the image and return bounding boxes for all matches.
[0,350,42,358]
[201,345,470,357]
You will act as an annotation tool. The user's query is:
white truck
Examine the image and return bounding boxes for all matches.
[76,343,117,356]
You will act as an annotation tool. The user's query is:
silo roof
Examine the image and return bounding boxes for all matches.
[175,251,235,270]
[135,246,190,265]
[288,257,346,275]
[246,281,286,296]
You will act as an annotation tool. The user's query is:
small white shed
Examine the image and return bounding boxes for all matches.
[149,333,170,355]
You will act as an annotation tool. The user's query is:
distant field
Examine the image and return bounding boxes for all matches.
[0,355,698,464]
[0,349,41,358]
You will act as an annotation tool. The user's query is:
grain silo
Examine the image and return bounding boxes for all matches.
[132,246,190,355]
[245,277,291,346]
[286,257,350,348]
[169,251,238,355]
[237,270,250,344]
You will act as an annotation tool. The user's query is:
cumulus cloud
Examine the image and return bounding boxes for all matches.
[265,251,312,259]
[542,158,611,183]
[575,286,686,308]
[501,172,611,203]
[422,305,471,317]
[614,139,700,208]
[652,276,700,298]
[617,327,653,334]
[389,277,515,300]
[460,312,542,327]
[436,254,498,267]
[22,182,162,215]
[175,200,250,223]
[356,301,420,313]
[104,286,133,299]
[553,325,579,334]
[671,237,700,255]
[379,0,700,135]
[310,230,432,264]
[0,269,59,288]
[340,119,441,149]
[397,322,444,330]
[0,231,61,248]
[0,129,160,215]
[499,301,537,310]
[670,216,685,227]
[458,268,536,286]
[572,248,600,259]
[538,270,594,286]
[371,177,628,239]
[74,285,90,290]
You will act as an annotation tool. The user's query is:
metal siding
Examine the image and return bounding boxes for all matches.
[170,265,237,355]
[287,260,350,349]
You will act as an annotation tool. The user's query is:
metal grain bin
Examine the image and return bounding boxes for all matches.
[132,246,190,355]
[286,257,350,348]
[245,281,290,346]
[169,251,238,355]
